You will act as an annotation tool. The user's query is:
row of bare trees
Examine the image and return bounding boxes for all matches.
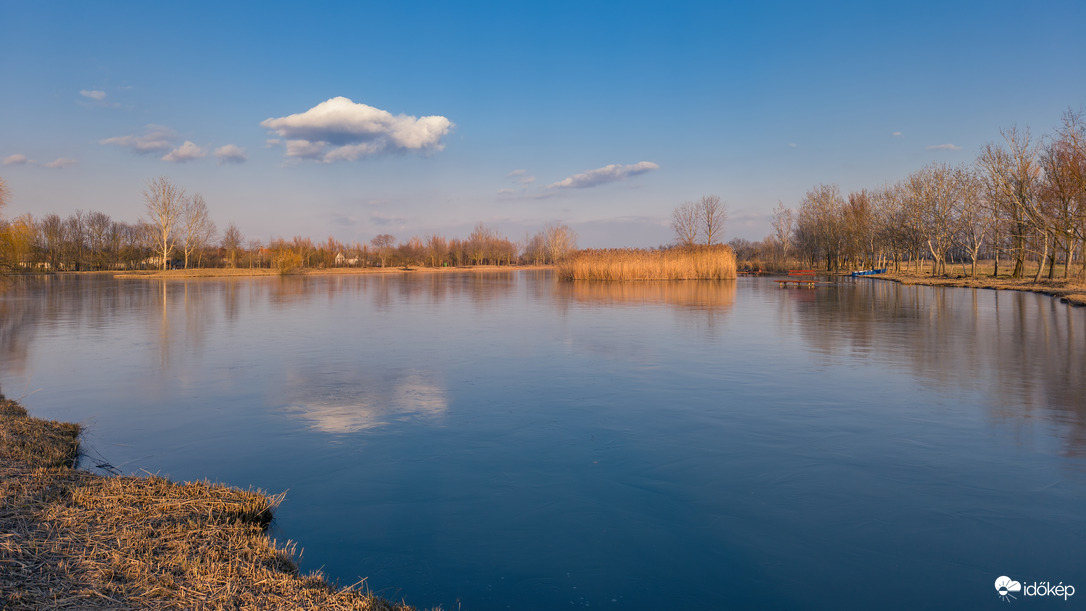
[0,176,579,273]
[751,110,1086,279]
[672,195,728,247]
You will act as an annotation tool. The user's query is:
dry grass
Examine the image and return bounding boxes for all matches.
[558,246,738,281]
[0,396,415,610]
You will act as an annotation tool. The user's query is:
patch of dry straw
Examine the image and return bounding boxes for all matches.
[558,246,738,281]
[0,397,413,610]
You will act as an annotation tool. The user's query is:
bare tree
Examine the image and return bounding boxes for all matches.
[1039,110,1086,278]
[953,168,991,278]
[178,193,217,269]
[906,163,961,276]
[0,177,9,214]
[697,195,727,245]
[672,201,699,247]
[85,211,113,270]
[977,126,1042,278]
[221,223,244,268]
[770,201,794,266]
[371,233,395,267]
[425,233,448,267]
[543,222,578,263]
[142,177,187,270]
[467,223,495,265]
[246,239,263,268]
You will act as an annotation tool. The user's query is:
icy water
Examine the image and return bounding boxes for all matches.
[2,271,1084,610]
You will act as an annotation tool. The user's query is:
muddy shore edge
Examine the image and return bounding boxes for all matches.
[0,396,415,610]
[867,272,1086,307]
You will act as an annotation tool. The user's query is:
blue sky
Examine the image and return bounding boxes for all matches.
[2,1,1084,247]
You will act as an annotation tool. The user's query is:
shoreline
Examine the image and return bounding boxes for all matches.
[111,264,553,279]
[0,396,415,610]
[867,271,1086,307]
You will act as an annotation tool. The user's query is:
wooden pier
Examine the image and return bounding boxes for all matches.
[776,270,833,288]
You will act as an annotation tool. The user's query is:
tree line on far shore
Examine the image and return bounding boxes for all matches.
[0,175,578,273]
[721,109,1086,280]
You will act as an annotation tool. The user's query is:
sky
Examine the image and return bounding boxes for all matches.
[1,1,1084,248]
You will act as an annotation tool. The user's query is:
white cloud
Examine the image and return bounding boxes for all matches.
[892,131,903,137]
[162,141,206,163]
[80,89,107,101]
[260,96,453,162]
[788,142,798,148]
[507,168,536,185]
[101,124,178,154]
[547,161,660,189]
[213,144,247,164]
[44,158,77,169]
[925,143,961,151]
[2,154,30,166]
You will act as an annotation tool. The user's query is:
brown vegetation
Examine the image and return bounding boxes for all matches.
[0,395,413,610]
[558,246,737,281]
[873,263,1086,307]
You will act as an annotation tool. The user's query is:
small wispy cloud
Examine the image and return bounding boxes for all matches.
[892,131,903,137]
[787,142,798,148]
[3,154,78,169]
[925,143,961,151]
[547,161,659,189]
[44,157,77,169]
[508,169,536,185]
[213,144,247,164]
[162,141,206,163]
[261,96,453,162]
[80,89,107,101]
[101,124,178,155]
[371,211,408,227]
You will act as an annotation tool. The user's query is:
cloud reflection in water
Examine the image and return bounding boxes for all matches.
[284,371,447,434]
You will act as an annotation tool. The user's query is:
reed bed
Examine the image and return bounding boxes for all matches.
[0,396,413,610]
[557,246,737,281]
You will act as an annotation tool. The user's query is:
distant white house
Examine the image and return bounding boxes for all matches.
[334,251,361,266]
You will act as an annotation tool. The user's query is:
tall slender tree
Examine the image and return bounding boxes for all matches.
[142,176,187,270]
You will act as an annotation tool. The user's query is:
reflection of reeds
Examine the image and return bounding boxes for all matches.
[561,279,737,309]
[558,246,737,281]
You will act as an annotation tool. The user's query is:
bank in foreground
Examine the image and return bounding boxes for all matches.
[0,396,414,610]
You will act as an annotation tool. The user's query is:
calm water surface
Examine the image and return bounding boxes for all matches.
[2,272,1084,610]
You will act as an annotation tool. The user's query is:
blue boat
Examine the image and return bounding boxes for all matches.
[851,268,887,277]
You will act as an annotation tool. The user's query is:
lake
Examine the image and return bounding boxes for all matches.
[1,271,1083,609]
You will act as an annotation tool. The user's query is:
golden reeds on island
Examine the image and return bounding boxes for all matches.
[557,245,738,281]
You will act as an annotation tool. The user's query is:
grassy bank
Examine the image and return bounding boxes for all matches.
[872,268,1086,307]
[558,246,737,281]
[0,396,414,610]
